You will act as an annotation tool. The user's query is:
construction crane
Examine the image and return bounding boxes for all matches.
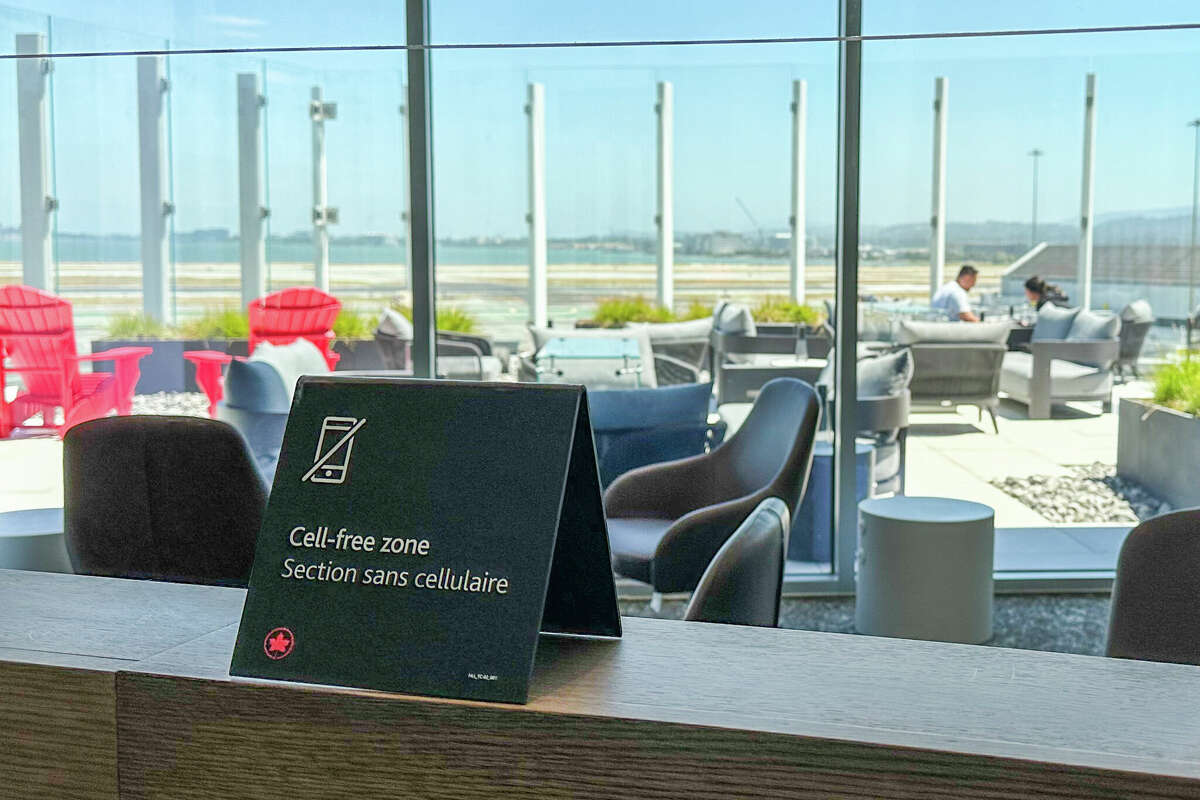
[735,196,765,249]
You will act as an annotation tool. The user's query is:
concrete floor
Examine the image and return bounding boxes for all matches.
[719,379,1154,574]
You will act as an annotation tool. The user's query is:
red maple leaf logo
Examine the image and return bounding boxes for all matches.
[263,627,294,660]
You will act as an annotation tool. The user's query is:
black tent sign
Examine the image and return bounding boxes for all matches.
[230,377,621,704]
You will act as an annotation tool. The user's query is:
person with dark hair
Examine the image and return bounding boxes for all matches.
[1024,275,1067,310]
[931,264,980,322]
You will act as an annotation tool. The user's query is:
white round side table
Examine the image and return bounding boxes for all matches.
[0,508,71,573]
[855,496,994,644]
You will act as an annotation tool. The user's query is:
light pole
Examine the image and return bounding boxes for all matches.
[1188,119,1200,326]
[1028,148,1044,247]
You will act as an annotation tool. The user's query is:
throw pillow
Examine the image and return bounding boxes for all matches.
[1066,309,1121,341]
[1031,304,1080,341]
[377,307,414,340]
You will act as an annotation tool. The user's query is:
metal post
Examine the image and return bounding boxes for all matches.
[790,79,808,304]
[930,76,948,299]
[1028,148,1043,247]
[1188,119,1199,322]
[832,0,862,593]
[16,33,54,290]
[525,82,548,328]
[406,0,436,377]
[1077,73,1096,310]
[399,83,413,302]
[656,81,675,311]
[237,72,267,307]
[137,56,171,323]
[311,86,337,292]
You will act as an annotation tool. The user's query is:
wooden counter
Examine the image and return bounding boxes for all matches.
[3,569,1200,799]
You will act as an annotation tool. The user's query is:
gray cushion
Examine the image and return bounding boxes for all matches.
[858,348,914,397]
[1120,300,1154,324]
[712,301,757,337]
[894,319,1010,345]
[1032,304,1080,341]
[1001,351,1112,398]
[1067,309,1121,341]
[377,307,413,339]
[712,301,758,366]
[817,348,913,398]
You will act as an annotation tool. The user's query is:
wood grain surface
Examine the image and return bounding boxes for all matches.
[3,570,1200,799]
[0,660,117,800]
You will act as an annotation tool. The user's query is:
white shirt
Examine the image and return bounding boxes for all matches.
[931,280,971,321]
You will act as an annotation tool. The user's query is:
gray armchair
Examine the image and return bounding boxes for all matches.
[710,302,823,405]
[604,377,820,596]
[894,319,1010,432]
[1000,305,1120,419]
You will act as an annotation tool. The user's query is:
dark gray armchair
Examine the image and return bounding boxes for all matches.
[683,497,789,628]
[63,416,266,587]
[374,309,503,381]
[604,377,820,596]
[894,319,1010,433]
[709,302,824,405]
[1107,508,1200,666]
[1115,300,1154,380]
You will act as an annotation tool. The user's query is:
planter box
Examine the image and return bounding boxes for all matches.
[331,338,385,371]
[91,338,249,394]
[1117,397,1200,510]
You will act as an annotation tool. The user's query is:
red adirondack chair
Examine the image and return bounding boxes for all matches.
[248,287,341,370]
[0,285,151,437]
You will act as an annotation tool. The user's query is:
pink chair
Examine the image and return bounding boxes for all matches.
[0,285,150,438]
[248,287,341,370]
[185,287,343,416]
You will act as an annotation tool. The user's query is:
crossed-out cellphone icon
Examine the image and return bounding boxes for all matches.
[303,416,366,485]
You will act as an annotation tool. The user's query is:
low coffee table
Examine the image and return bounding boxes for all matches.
[0,507,71,573]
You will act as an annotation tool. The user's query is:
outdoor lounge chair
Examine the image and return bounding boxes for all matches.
[999,305,1120,419]
[63,415,266,586]
[894,319,1010,433]
[709,301,824,404]
[1107,508,1200,666]
[248,286,342,370]
[604,377,819,596]
[817,348,913,495]
[587,381,725,488]
[1115,300,1154,380]
[0,284,151,437]
[374,308,504,381]
[683,497,789,627]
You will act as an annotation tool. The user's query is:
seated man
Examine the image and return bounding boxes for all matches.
[931,264,980,322]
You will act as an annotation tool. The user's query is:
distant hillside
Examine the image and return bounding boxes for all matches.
[860,212,1199,251]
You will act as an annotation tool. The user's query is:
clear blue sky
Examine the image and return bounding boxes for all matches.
[1,0,1199,242]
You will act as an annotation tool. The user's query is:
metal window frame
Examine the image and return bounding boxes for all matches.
[406,0,436,378]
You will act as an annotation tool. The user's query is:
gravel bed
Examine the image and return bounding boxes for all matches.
[621,593,1112,656]
[130,392,210,418]
[989,462,1168,523]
